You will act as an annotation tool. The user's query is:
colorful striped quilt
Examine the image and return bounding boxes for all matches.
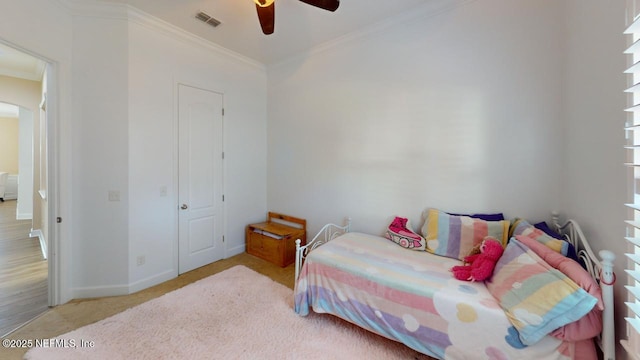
[294,232,574,360]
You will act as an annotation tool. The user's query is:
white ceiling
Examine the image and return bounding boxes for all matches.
[0,0,462,80]
[101,0,458,65]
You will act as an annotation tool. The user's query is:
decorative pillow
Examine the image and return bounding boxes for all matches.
[533,221,580,263]
[533,221,563,239]
[486,239,598,345]
[516,235,603,342]
[422,209,510,260]
[510,218,570,257]
[385,216,426,251]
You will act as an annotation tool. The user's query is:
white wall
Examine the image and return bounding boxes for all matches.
[267,0,565,236]
[127,17,267,290]
[562,1,628,358]
[70,14,130,295]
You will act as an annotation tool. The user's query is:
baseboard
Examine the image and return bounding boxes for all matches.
[72,283,131,299]
[128,269,176,294]
[29,229,47,260]
[226,244,245,257]
[17,212,33,220]
[72,268,178,299]
[71,251,248,299]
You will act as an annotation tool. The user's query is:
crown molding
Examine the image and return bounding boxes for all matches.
[56,0,265,71]
[125,7,264,70]
[270,0,476,69]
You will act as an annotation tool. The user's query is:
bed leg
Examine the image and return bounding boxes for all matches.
[599,250,616,360]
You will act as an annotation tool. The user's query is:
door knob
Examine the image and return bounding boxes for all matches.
[181,204,188,210]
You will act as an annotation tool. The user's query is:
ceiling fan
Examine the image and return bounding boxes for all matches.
[253,0,340,35]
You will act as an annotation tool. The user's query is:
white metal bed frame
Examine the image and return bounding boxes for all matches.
[294,214,616,360]
[294,217,351,281]
[550,212,616,360]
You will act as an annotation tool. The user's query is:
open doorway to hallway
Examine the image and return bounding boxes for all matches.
[0,42,49,336]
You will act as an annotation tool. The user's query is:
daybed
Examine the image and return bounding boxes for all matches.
[293,211,615,360]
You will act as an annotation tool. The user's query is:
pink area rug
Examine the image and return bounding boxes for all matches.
[25,265,431,360]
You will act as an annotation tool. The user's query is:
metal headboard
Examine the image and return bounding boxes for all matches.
[294,217,351,280]
[551,212,616,360]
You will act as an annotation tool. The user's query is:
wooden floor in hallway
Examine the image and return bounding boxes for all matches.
[0,200,48,337]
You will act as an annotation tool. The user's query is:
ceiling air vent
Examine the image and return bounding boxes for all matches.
[195,11,221,28]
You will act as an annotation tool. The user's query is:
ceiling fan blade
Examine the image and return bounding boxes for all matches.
[298,0,339,12]
[256,2,275,35]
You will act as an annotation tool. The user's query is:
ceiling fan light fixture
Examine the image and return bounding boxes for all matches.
[253,0,339,35]
[253,0,275,7]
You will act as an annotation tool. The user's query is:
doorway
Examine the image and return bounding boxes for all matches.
[0,41,55,336]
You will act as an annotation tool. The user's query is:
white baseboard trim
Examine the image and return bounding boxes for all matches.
[17,212,33,220]
[128,269,175,294]
[72,269,177,299]
[70,249,252,300]
[226,244,245,257]
[29,229,47,260]
[72,284,131,299]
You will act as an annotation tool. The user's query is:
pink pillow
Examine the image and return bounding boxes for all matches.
[573,338,598,360]
[515,235,603,341]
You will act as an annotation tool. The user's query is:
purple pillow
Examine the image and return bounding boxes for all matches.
[448,212,505,221]
[533,221,563,239]
[534,221,580,264]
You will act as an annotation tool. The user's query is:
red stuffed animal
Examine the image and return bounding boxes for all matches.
[451,237,504,282]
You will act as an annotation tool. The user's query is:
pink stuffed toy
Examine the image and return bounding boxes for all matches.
[451,237,504,282]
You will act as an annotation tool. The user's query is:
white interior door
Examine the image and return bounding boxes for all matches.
[178,84,224,274]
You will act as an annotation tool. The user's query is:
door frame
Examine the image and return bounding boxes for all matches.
[0,39,60,306]
[44,63,60,306]
[173,80,226,275]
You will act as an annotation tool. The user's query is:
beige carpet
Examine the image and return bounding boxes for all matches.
[24,265,430,359]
